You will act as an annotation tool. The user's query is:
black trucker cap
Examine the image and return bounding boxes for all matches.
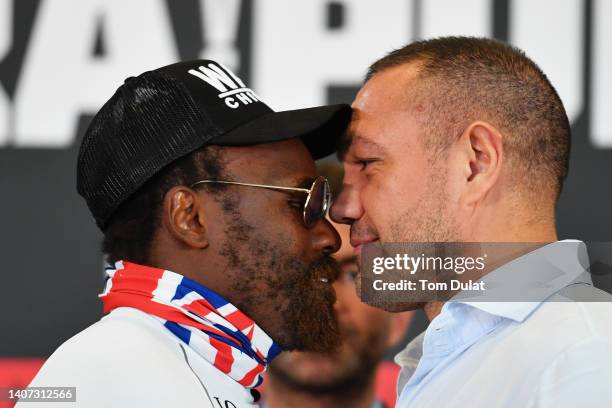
[77,60,351,231]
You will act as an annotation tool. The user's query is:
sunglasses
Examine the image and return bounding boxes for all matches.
[190,175,331,228]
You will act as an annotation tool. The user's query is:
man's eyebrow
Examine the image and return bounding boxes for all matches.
[337,131,386,160]
[270,176,312,190]
[354,136,386,154]
[294,176,315,189]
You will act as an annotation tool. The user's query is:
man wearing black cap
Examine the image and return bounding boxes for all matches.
[20,60,350,407]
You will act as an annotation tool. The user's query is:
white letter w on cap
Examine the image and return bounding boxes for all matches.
[188,62,245,93]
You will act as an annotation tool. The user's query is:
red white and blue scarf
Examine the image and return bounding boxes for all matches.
[99,261,282,388]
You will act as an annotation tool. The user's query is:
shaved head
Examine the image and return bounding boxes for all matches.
[366,37,570,202]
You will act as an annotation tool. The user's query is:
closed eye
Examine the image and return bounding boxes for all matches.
[355,158,378,171]
[288,199,305,210]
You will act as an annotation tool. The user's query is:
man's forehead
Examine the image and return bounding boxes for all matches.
[354,64,422,111]
[337,110,390,160]
[222,140,317,184]
[338,67,426,161]
[261,154,318,186]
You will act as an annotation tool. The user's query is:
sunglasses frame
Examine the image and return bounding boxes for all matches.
[190,176,331,228]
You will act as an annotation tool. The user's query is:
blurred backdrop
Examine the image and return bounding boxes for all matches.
[0,0,610,363]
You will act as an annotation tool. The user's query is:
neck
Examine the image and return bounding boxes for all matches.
[265,374,377,408]
[473,204,559,242]
[423,301,445,321]
[424,220,559,321]
[495,222,558,242]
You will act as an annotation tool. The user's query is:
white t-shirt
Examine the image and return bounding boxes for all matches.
[18,307,260,407]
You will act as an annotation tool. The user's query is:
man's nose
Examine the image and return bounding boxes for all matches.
[330,185,363,225]
[313,218,341,256]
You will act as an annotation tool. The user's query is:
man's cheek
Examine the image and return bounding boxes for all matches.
[361,199,390,232]
[360,182,383,212]
[273,229,302,256]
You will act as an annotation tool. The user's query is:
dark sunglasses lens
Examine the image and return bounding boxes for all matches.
[304,177,326,227]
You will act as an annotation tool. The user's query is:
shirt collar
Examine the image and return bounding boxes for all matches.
[452,240,591,321]
[394,302,503,395]
[394,240,591,393]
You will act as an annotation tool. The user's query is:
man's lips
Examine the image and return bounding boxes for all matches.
[313,258,341,284]
[351,238,379,255]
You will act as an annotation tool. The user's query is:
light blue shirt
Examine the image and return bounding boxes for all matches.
[395,241,612,407]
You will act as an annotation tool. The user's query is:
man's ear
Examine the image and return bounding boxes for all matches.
[162,186,209,249]
[458,121,503,206]
[386,311,414,349]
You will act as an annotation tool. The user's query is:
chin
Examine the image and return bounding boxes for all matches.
[271,350,346,384]
[292,356,340,377]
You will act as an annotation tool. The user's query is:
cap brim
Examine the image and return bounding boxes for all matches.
[214,104,351,160]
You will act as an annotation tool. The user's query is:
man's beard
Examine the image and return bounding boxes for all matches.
[267,320,389,397]
[363,169,458,312]
[389,173,458,243]
[268,255,342,352]
[219,212,341,352]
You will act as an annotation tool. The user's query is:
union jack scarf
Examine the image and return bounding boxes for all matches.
[99,261,282,388]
